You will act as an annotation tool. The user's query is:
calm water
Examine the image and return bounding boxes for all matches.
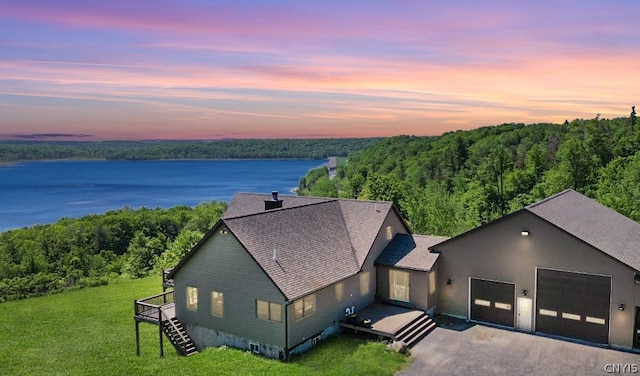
[0,159,323,232]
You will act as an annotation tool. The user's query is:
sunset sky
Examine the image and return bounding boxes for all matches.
[1,1,638,140]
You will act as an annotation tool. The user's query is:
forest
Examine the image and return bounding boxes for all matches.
[299,109,640,237]
[0,201,226,301]
[0,138,381,162]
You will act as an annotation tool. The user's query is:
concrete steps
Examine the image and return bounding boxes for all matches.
[394,313,437,348]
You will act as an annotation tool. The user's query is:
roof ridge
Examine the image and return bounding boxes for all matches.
[336,201,363,271]
[224,199,339,220]
[525,189,574,209]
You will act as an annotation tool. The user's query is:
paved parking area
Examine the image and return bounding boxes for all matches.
[404,324,639,376]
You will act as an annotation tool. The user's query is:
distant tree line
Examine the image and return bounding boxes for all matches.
[0,138,381,163]
[299,111,640,237]
[0,201,226,302]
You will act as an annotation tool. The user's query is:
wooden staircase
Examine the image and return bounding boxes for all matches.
[161,317,198,356]
[393,312,437,347]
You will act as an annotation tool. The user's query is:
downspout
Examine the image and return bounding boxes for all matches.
[284,300,290,361]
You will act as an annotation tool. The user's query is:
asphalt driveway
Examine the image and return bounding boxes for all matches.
[404,323,639,376]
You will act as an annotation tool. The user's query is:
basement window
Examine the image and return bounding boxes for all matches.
[249,342,260,354]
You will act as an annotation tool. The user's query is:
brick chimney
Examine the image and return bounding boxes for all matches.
[264,191,283,210]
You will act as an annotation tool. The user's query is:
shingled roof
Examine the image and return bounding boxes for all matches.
[224,201,359,300]
[223,192,331,219]
[173,193,407,301]
[376,234,448,272]
[525,189,640,271]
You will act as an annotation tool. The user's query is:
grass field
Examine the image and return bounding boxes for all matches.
[0,277,410,375]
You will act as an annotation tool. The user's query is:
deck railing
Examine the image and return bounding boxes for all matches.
[134,290,174,320]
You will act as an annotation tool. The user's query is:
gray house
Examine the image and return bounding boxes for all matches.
[159,192,441,359]
[432,189,640,350]
[135,189,640,358]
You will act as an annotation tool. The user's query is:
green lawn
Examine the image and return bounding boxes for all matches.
[0,277,410,375]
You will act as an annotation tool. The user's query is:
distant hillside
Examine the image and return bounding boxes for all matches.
[0,138,382,162]
[300,114,640,236]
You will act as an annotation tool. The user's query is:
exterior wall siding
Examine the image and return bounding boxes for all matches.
[287,271,372,349]
[376,266,431,311]
[174,227,287,351]
[433,210,637,349]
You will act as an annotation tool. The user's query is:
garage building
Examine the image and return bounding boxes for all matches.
[431,189,640,350]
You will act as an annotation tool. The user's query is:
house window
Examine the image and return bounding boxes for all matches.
[186,286,198,311]
[294,294,316,321]
[389,269,410,302]
[360,272,370,296]
[211,291,224,317]
[335,282,344,302]
[257,300,282,322]
[385,226,393,240]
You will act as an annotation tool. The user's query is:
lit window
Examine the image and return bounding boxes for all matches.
[257,300,282,322]
[360,272,370,296]
[561,312,581,321]
[257,300,269,320]
[539,309,557,317]
[211,291,224,317]
[270,302,282,322]
[186,286,198,311]
[385,226,393,240]
[586,316,605,325]
[389,269,410,301]
[335,282,344,302]
[474,299,491,307]
[294,294,316,321]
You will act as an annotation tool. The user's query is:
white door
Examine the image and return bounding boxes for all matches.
[517,297,532,331]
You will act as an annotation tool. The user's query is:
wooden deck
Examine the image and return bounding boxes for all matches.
[135,302,176,324]
[134,290,176,324]
[340,302,425,338]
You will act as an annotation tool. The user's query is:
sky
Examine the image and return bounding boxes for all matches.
[0,1,638,140]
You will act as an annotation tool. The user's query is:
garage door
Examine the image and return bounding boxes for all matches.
[470,278,515,327]
[536,268,610,344]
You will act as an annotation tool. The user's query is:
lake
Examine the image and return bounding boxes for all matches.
[0,159,324,232]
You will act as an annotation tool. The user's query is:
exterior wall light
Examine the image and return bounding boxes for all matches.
[446,278,452,285]
[521,230,530,236]
[521,289,527,296]
[618,303,625,311]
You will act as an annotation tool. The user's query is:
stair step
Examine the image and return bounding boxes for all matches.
[405,321,437,348]
[161,317,199,356]
[395,314,430,340]
[401,321,435,343]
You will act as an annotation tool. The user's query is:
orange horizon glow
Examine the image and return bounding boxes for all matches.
[1,1,639,141]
